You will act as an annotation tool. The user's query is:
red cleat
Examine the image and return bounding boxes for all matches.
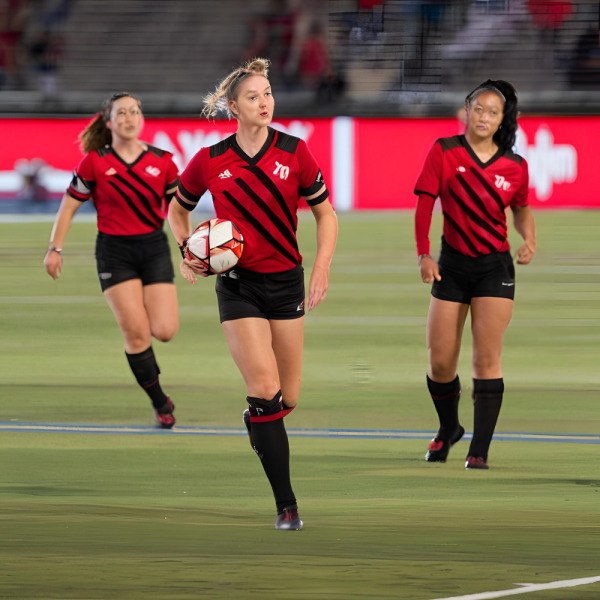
[425,425,465,463]
[465,455,489,470]
[275,507,303,530]
[154,397,175,429]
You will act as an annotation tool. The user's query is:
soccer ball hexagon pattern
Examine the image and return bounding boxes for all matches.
[186,218,244,274]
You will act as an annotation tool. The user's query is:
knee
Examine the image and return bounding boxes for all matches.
[472,352,501,379]
[282,393,298,408]
[429,360,457,383]
[248,378,280,402]
[122,327,151,353]
[152,321,179,343]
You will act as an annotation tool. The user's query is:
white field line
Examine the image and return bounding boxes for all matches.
[431,575,600,600]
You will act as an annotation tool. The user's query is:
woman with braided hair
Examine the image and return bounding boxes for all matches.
[414,80,537,470]
[43,93,180,428]
[169,58,338,530]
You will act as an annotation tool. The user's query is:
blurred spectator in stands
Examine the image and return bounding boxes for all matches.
[29,27,62,93]
[569,27,600,89]
[244,0,296,85]
[298,23,329,89]
[525,0,573,30]
[0,0,29,89]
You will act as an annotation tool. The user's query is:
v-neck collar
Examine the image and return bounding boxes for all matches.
[230,127,276,166]
[460,135,503,169]
[111,147,147,169]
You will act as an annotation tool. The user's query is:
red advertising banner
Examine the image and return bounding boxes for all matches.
[0,118,333,206]
[0,116,597,209]
[353,116,595,209]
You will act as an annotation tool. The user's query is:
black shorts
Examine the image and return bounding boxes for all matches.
[215,265,305,322]
[431,237,515,304]
[95,229,175,292]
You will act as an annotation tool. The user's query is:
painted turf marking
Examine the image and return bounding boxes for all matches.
[431,575,600,600]
[0,423,598,444]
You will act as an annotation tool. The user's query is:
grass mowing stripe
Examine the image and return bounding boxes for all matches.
[431,575,600,600]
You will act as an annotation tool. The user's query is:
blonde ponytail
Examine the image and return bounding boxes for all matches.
[78,92,142,154]
[202,58,270,120]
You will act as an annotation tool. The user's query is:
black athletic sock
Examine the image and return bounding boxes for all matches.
[468,378,504,461]
[427,375,461,440]
[125,347,170,412]
[247,391,297,514]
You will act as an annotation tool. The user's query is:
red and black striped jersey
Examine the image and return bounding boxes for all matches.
[415,135,529,257]
[67,144,179,236]
[177,127,329,273]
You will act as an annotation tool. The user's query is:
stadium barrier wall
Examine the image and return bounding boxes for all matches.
[0,117,596,211]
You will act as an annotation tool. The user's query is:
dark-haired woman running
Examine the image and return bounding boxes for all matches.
[414,80,537,469]
[43,93,180,428]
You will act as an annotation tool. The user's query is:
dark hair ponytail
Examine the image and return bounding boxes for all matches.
[466,79,519,153]
[78,92,142,154]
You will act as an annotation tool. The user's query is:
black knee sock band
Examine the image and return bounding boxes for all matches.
[472,377,504,400]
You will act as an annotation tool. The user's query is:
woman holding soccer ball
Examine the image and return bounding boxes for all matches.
[168,58,338,530]
[414,80,536,470]
[43,93,180,428]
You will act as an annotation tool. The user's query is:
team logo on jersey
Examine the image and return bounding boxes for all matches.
[105,168,117,176]
[456,166,466,173]
[145,166,161,177]
[273,162,290,180]
[495,175,511,191]
[218,170,233,178]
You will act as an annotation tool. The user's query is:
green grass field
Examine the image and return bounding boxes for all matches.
[1,211,599,599]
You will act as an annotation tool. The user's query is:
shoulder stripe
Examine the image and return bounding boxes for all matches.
[502,148,523,165]
[210,135,234,159]
[97,146,112,158]
[274,131,300,154]
[437,136,462,153]
[146,144,165,158]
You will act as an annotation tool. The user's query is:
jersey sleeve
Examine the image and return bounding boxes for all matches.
[297,139,330,207]
[176,147,209,211]
[510,158,529,207]
[67,152,96,201]
[414,141,443,199]
[164,154,179,203]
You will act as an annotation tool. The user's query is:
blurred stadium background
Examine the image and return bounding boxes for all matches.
[1,2,600,599]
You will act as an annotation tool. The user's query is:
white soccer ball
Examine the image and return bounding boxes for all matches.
[186,218,244,274]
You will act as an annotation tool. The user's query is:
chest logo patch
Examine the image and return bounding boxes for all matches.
[273,161,290,180]
[495,175,511,191]
[145,166,161,177]
[105,168,117,176]
[218,170,233,179]
[456,166,466,173]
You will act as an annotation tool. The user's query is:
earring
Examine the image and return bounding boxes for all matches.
[499,125,502,129]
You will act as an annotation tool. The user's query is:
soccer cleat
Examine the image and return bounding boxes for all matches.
[425,425,465,463]
[275,508,303,530]
[154,396,175,429]
[242,408,253,448]
[465,455,489,470]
